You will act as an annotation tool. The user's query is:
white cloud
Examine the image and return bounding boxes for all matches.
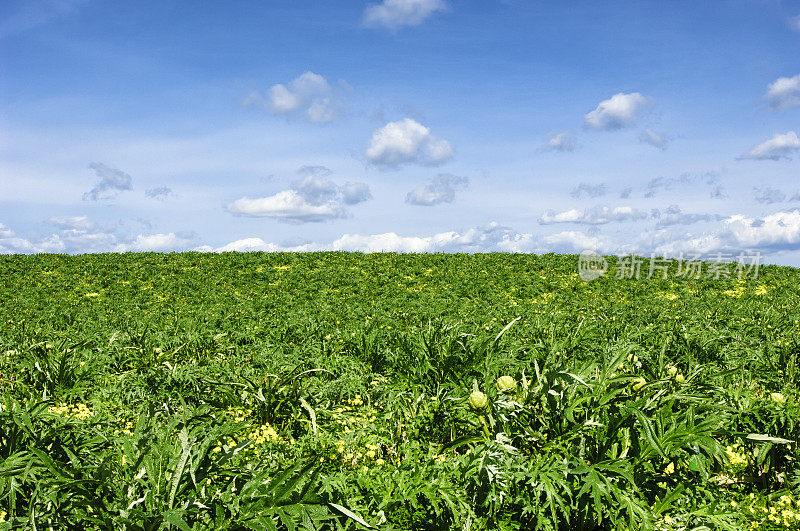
[584,92,652,130]
[332,232,436,252]
[539,205,648,225]
[640,129,669,149]
[245,72,345,123]
[225,168,371,223]
[49,215,96,231]
[333,222,535,252]
[0,237,38,254]
[206,237,313,253]
[653,210,800,255]
[543,231,610,254]
[541,130,576,152]
[291,173,340,206]
[406,174,468,206]
[0,223,14,238]
[739,131,800,161]
[723,211,800,250]
[83,162,133,201]
[766,74,800,110]
[115,233,192,252]
[0,216,195,254]
[362,0,446,30]
[0,222,37,253]
[226,190,348,223]
[203,222,533,254]
[365,118,454,168]
[340,182,373,205]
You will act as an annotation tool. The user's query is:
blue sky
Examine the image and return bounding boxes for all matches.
[2,0,800,263]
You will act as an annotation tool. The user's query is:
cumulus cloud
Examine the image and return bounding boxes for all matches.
[291,173,340,206]
[362,0,447,30]
[651,210,800,255]
[198,237,316,253]
[570,183,608,199]
[739,131,800,161]
[405,174,468,206]
[340,182,373,205]
[0,223,37,254]
[539,205,648,225]
[584,92,651,130]
[115,233,193,252]
[0,216,195,254]
[766,74,800,110]
[225,167,371,223]
[145,186,174,200]
[200,222,534,254]
[49,215,97,232]
[226,191,347,223]
[192,211,800,258]
[365,118,454,168]
[244,72,346,123]
[640,129,669,150]
[653,205,722,228]
[541,130,576,152]
[334,222,535,253]
[543,231,610,254]
[83,163,133,201]
[754,187,787,204]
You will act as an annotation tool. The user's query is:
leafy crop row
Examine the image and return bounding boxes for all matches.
[1,252,799,529]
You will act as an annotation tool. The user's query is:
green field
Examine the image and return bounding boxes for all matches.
[1,252,800,530]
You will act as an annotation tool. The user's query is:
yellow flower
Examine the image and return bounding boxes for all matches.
[664,462,675,475]
[771,392,786,403]
[630,377,646,392]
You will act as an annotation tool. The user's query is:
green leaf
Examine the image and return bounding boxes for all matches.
[494,316,521,343]
[653,483,686,516]
[629,407,667,459]
[168,428,192,509]
[163,509,192,531]
[328,503,373,528]
[746,433,793,444]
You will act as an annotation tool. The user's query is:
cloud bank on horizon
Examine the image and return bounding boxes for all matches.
[2,0,800,265]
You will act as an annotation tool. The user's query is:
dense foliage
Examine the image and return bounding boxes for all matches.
[1,252,799,530]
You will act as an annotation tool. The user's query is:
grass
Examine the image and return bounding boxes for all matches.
[1,251,799,529]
